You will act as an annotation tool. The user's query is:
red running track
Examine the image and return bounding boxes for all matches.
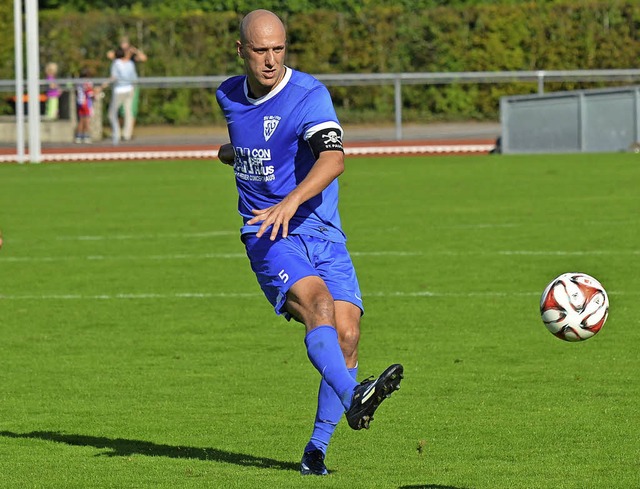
[0,138,496,163]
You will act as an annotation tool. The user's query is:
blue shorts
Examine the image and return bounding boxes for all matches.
[243,233,363,320]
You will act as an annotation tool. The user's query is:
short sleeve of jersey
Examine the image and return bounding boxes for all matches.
[295,83,341,140]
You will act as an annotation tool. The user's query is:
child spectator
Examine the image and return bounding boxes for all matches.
[75,68,96,143]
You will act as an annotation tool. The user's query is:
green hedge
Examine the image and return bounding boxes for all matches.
[3,2,639,123]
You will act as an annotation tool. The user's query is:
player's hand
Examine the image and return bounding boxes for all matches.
[248,195,301,241]
[218,143,235,166]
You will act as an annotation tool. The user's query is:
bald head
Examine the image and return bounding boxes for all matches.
[237,9,288,98]
[239,9,286,45]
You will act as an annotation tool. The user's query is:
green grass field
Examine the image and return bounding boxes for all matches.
[0,153,638,489]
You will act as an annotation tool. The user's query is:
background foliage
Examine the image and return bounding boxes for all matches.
[3,1,640,124]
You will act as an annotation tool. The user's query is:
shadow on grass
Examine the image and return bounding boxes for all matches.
[0,430,298,471]
[399,485,471,489]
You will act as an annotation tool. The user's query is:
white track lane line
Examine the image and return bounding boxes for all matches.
[0,143,494,163]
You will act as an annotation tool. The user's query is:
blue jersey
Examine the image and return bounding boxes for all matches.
[216,67,346,243]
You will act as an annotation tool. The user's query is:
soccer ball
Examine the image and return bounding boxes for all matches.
[540,273,609,342]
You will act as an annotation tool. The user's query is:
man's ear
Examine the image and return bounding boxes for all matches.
[236,41,244,59]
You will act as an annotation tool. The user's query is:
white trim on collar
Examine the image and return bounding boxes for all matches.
[244,66,292,105]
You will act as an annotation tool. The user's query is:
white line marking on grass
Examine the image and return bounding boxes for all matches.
[432,250,640,256]
[351,251,422,256]
[2,249,639,264]
[0,253,248,263]
[496,250,640,256]
[0,290,626,301]
[0,251,422,263]
[0,292,261,300]
[55,230,236,241]
[443,223,520,229]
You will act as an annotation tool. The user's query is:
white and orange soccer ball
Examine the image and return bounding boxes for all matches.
[540,273,609,342]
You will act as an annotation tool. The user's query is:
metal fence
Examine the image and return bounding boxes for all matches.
[3,69,640,141]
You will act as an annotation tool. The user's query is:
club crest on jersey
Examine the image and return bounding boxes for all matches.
[263,116,281,141]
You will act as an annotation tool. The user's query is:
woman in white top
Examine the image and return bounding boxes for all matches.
[104,47,138,144]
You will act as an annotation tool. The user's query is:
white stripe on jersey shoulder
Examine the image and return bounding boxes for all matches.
[244,66,293,105]
[304,121,343,141]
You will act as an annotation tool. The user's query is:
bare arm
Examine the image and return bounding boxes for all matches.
[248,150,345,240]
[131,47,147,62]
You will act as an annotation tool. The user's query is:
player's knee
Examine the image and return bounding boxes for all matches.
[339,327,359,367]
[339,326,360,352]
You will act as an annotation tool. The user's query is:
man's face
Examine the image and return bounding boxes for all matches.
[237,21,286,98]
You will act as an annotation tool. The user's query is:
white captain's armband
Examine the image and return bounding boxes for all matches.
[306,123,344,159]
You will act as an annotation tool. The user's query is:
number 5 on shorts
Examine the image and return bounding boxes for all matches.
[278,269,289,284]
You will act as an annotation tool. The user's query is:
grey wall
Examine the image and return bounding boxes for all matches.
[500,86,640,154]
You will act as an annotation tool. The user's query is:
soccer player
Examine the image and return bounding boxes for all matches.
[215,9,403,476]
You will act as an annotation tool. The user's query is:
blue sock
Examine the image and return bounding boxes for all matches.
[305,366,358,455]
[304,326,359,410]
